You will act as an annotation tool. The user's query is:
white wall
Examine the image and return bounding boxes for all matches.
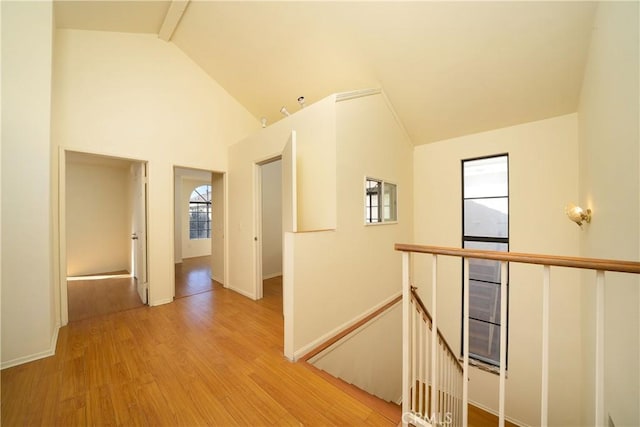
[1,1,57,367]
[289,92,413,357]
[66,161,130,276]
[577,2,640,426]
[261,160,282,279]
[181,177,212,259]
[228,91,412,362]
[413,114,581,425]
[52,29,258,309]
[227,94,337,299]
[310,303,402,402]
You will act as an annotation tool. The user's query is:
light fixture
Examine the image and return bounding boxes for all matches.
[280,106,290,117]
[565,203,592,227]
[297,96,305,109]
[260,117,267,128]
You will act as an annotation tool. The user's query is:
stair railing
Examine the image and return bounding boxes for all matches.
[408,285,463,427]
[396,244,640,427]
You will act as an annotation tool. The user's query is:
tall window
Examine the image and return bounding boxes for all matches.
[189,185,211,239]
[462,155,508,367]
[365,178,397,224]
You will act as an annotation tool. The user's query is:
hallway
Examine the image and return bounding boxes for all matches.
[2,272,398,425]
[174,255,216,298]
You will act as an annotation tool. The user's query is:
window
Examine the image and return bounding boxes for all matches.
[462,155,508,367]
[365,178,397,224]
[189,185,211,239]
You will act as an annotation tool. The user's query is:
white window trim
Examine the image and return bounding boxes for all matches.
[364,176,398,226]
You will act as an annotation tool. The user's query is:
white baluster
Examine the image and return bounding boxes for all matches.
[595,270,605,427]
[462,258,469,427]
[499,261,508,427]
[431,254,438,420]
[541,265,550,426]
[402,251,411,427]
[411,300,417,413]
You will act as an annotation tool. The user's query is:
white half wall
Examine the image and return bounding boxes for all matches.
[413,114,581,426]
[66,160,130,276]
[577,2,640,426]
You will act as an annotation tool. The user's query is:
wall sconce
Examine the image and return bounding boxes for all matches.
[565,203,592,227]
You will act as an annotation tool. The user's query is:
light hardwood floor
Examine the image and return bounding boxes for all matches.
[174,256,216,298]
[6,266,514,426]
[67,272,144,322]
[1,277,399,426]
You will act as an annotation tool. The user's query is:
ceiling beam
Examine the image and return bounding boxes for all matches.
[158,0,190,42]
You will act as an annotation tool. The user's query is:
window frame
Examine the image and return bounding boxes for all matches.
[189,184,212,240]
[461,153,509,370]
[364,177,398,225]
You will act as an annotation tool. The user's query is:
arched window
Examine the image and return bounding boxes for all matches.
[189,185,211,239]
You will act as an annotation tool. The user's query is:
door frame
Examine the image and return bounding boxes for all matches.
[172,166,225,298]
[58,147,149,326]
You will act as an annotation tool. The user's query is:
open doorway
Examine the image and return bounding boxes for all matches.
[173,167,224,298]
[255,157,283,301]
[62,151,148,322]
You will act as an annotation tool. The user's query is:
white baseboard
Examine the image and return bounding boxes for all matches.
[262,272,283,280]
[293,291,402,361]
[1,324,60,370]
[150,297,174,306]
[227,285,256,300]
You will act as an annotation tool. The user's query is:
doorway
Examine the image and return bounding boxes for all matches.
[61,151,148,323]
[255,157,283,300]
[173,167,224,298]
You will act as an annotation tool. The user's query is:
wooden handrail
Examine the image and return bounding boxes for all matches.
[395,244,640,274]
[410,287,462,372]
[300,295,402,362]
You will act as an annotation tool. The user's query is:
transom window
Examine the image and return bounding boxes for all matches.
[462,154,509,367]
[365,178,397,224]
[189,185,211,239]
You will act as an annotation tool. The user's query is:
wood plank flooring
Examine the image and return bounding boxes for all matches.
[67,272,144,322]
[6,263,514,426]
[174,256,216,299]
[1,277,399,426]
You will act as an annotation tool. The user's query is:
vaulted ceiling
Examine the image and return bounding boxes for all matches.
[54,1,598,145]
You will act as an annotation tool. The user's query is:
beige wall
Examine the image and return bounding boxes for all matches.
[413,114,581,425]
[52,29,258,309]
[577,2,640,426]
[66,161,130,276]
[261,160,282,279]
[1,1,57,367]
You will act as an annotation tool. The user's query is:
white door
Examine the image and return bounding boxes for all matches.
[132,162,148,304]
[282,131,297,233]
[282,132,297,348]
